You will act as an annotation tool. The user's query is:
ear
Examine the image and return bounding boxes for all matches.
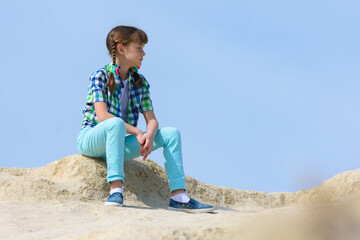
[117,43,125,56]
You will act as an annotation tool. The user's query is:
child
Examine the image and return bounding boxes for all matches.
[77,25,214,213]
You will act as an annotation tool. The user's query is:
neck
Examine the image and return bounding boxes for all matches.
[116,58,130,81]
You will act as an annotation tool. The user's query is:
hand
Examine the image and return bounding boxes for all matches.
[136,131,145,155]
[138,132,154,160]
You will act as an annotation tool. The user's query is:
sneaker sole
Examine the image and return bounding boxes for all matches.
[104,202,123,207]
[168,206,215,213]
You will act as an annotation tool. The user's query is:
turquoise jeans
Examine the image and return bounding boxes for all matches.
[77,117,186,192]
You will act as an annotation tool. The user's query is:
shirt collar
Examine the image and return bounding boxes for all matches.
[105,62,137,85]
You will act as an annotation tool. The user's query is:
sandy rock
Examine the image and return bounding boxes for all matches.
[287,168,360,205]
[0,154,291,209]
[1,155,360,240]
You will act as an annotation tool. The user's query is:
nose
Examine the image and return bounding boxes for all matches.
[142,49,146,56]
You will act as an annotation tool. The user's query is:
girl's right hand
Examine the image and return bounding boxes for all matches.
[136,131,145,155]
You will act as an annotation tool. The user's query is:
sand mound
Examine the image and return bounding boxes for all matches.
[1,155,359,209]
[288,169,360,205]
[1,155,360,240]
[1,155,360,208]
[1,154,289,209]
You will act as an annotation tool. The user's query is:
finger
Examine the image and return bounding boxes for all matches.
[145,146,152,156]
[143,154,148,160]
[143,149,150,157]
[141,149,150,158]
[138,144,144,154]
[139,146,144,156]
[141,138,150,151]
[140,146,147,156]
[138,140,144,150]
[143,138,150,148]
[141,146,148,156]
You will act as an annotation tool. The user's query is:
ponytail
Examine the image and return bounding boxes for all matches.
[133,70,143,88]
[106,41,117,94]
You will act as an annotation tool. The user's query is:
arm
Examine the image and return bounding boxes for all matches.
[144,110,159,139]
[139,110,159,160]
[94,102,142,136]
[90,70,142,136]
[139,77,157,139]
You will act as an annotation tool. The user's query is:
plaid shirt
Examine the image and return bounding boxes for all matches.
[80,66,154,130]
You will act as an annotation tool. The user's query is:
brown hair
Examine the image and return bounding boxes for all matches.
[105,26,148,93]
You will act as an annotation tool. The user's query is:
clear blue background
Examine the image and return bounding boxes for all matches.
[1,0,359,193]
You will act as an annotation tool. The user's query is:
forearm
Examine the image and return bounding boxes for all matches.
[125,122,142,136]
[146,119,159,139]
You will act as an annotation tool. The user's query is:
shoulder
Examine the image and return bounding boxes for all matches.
[89,67,108,82]
[139,73,150,88]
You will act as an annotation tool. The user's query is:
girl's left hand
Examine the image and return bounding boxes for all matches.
[139,132,154,160]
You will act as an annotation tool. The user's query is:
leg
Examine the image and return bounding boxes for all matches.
[124,127,186,193]
[77,117,127,185]
[122,127,215,212]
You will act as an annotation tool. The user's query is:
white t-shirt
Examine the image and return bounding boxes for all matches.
[120,78,129,122]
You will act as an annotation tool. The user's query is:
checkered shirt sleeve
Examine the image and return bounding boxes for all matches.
[87,70,107,104]
[140,76,154,113]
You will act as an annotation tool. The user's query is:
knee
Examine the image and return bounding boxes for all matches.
[104,117,126,135]
[163,127,181,140]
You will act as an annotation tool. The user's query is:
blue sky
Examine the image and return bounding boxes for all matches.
[1,0,359,193]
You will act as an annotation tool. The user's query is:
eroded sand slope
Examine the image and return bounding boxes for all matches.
[1,155,359,240]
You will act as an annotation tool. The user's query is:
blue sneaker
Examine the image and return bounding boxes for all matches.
[105,192,123,206]
[168,198,215,213]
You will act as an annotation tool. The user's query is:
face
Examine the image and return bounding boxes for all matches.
[119,42,146,68]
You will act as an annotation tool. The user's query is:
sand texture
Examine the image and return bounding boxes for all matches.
[1,154,360,240]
